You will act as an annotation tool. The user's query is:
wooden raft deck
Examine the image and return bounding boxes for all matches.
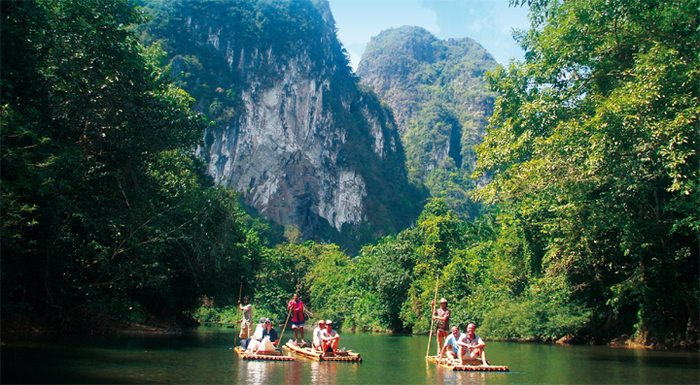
[283,341,362,362]
[234,346,295,361]
[426,356,509,372]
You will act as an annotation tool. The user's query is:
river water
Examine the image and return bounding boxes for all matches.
[2,326,698,384]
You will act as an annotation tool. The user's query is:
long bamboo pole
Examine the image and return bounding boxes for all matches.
[425,278,440,358]
[277,307,292,349]
[234,280,243,347]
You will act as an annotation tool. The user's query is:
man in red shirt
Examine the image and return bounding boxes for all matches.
[287,293,306,345]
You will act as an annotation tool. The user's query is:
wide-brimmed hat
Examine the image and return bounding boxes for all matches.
[439,298,448,303]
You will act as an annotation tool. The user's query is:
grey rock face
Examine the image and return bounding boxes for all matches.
[147,0,422,249]
[205,53,367,231]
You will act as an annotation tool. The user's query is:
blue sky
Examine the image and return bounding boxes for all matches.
[327,0,530,70]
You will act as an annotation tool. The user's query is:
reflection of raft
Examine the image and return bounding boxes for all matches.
[283,341,362,362]
[234,346,295,361]
[426,356,509,372]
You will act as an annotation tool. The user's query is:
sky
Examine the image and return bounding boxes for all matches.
[327,0,531,70]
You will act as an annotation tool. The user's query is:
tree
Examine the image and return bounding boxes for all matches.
[474,0,699,346]
[1,0,262,331]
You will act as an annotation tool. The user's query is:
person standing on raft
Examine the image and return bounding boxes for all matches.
[432,298,451,354]
[287,293,306,346]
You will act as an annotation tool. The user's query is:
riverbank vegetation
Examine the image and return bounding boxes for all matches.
[1,0,265,333]
[1,0,696,349]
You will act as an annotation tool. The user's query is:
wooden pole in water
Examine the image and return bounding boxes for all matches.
[277,307,292,349]
[425,277,439,358]
[234,280,243,347]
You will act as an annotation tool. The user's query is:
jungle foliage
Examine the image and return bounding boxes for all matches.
[1,0,263,331]
[473,0,699,345]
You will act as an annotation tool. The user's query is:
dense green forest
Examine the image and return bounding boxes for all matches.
[358,26,497,218]
[1,0,697,349]
[1,0,265,331]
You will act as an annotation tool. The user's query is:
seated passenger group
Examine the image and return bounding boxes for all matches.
[245,317,279,353]
[438,323,488,366]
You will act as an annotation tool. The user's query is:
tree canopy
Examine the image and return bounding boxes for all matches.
[1,0,263,331]
[473,0,699,345]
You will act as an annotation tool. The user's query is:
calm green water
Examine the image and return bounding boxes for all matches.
[2,326,698,384]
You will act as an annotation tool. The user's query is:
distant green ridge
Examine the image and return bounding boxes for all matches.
[358,26,497,218]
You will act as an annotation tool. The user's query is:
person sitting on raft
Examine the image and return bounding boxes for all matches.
[457,323,488,366]
[320,319,340,356]
[255,318,279,353]
[312,319,326,351]
[245,317,266,353]
[438,326,464,364]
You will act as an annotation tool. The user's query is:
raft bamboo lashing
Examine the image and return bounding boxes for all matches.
[426,355,509,372]
[283,341,362,362]
[234,346,295,361]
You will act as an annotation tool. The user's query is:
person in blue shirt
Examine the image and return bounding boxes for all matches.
[437,326,464,364]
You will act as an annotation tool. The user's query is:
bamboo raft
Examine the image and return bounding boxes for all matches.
[426,356,509,372]
[234,346,295,361]
[283,341,362,362]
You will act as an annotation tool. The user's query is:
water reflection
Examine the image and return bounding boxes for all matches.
[2,329,698,385]
[308,361,337,384]
[425,360,490,385]
[235,359,284,385]
[285,360,303,385]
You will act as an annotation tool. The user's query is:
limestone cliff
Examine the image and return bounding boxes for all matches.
[142,0,423,250]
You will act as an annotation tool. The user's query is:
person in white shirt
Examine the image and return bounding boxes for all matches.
[457,323,487,366]
[245,317,266,353]
[320,319,340,356]
[312,319,326,351]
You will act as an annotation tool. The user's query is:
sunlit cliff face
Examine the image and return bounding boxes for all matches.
[168,2,419,247]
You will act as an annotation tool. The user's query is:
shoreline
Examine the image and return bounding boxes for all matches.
[2,318,696,352]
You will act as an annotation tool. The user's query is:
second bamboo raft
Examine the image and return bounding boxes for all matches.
[283,341,362,362]
[426,355,509,372]
[234,346,295,361]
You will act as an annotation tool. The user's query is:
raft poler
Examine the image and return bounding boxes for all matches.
[238,296,253,348]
